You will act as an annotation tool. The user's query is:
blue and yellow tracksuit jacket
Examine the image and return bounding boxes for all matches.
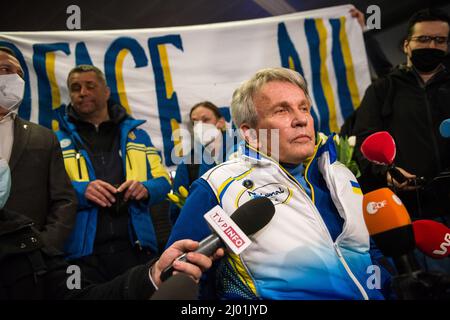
[56,109,171,260]
[167,135,392,299]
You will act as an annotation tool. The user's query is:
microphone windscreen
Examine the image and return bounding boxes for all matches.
[231,196,275,235]
[360,131,396,165]
[439,119,450,138]
[363,188,415,257]
[363,188,411,236]
[412,220,450,259]
[150,273,198,300]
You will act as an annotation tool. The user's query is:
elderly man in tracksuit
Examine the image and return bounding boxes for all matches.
[56,65,171,283]
[167,67,392,300]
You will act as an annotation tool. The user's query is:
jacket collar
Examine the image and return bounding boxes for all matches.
[238,134,334,168]
[67,99,128,126]
[9,117,31,173]
[58,100,145,143]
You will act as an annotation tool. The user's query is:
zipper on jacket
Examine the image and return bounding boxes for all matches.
[76,153,82,180]
[246,143,371,299]
[334,243,369,300]
[423,87,443,173]
[276,159,370,300]
[309,196,369,300]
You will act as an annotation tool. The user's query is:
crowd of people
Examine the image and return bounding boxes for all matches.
[0,8,449,300]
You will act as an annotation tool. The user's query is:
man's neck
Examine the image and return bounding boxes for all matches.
[80,108,109,127]
[419,70,438,83]
[407,61,442,83]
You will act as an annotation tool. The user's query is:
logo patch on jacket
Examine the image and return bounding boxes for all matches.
[350,180,362,195]
[60,138,72,149]
[128,132,136,140]
[237,183,291,206]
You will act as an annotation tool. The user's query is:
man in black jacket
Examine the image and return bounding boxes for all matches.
[353,9,450,221]
[0,157,222,299]
[0,46,77,251]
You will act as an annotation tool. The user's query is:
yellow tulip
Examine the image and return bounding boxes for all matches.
[178,186,189,198]
[167,193,180,203]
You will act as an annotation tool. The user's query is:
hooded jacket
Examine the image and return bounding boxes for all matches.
[56,102,171,259]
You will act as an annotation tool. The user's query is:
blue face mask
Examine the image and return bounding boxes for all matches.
[0,159,11,210]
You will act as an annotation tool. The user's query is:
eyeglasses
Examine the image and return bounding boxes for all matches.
[410,35,449,45]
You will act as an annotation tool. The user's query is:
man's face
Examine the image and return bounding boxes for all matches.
[68,71,110,118]
[0,51,24,114]
[0,52,23,78]
[248,80,315,165]
[404,21,449,64]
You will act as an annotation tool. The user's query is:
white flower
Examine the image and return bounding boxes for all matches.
[348,136,356,147]
[318,132,328,143]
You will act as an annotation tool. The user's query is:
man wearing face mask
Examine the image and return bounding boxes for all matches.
[353,9,450,224]
[0,47,77,251]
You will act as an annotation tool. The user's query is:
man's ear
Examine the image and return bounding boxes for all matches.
[105,86,111,100]
[240,124,258,148]
[403,39,409,54]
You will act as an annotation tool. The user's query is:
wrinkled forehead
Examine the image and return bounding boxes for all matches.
[411,20,450,36]
[68,71,105,87]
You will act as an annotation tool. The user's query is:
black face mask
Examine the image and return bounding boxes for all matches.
[410,48,447,73]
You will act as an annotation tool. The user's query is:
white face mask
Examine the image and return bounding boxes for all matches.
[0,73,25,113]
[0,159,11,210]
[193,122,221,147]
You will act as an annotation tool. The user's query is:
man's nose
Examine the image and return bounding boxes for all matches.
[428,40,438,48]
[292,111,308,127]
[80,86,88,95]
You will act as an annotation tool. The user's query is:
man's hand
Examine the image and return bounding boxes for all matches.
[85,180,117,207]
[387,167,418,191]
[150,239,225,288]
[117,180,148,201]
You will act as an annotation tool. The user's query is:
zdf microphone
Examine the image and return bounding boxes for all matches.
[412,220,450,259]
[160,196,275,281]
[362,188,420,274]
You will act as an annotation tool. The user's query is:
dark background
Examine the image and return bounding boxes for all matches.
[2,0,450,68]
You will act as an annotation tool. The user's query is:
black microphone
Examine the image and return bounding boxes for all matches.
[160,197,275,282]
[150,273,199,300]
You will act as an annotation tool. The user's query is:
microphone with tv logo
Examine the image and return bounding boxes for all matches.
[160,196,275,282]
[360,131,411,185]
[412,220,450,259]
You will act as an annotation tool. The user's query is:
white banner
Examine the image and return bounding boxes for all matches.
[0,4,370,167]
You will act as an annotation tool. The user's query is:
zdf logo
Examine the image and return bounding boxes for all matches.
[366,200,387,214]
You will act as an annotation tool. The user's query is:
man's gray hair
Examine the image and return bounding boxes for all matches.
[231,67,311,128]
[66,64,107,88]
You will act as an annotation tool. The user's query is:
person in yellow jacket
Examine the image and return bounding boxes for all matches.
[56,65,171,283]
